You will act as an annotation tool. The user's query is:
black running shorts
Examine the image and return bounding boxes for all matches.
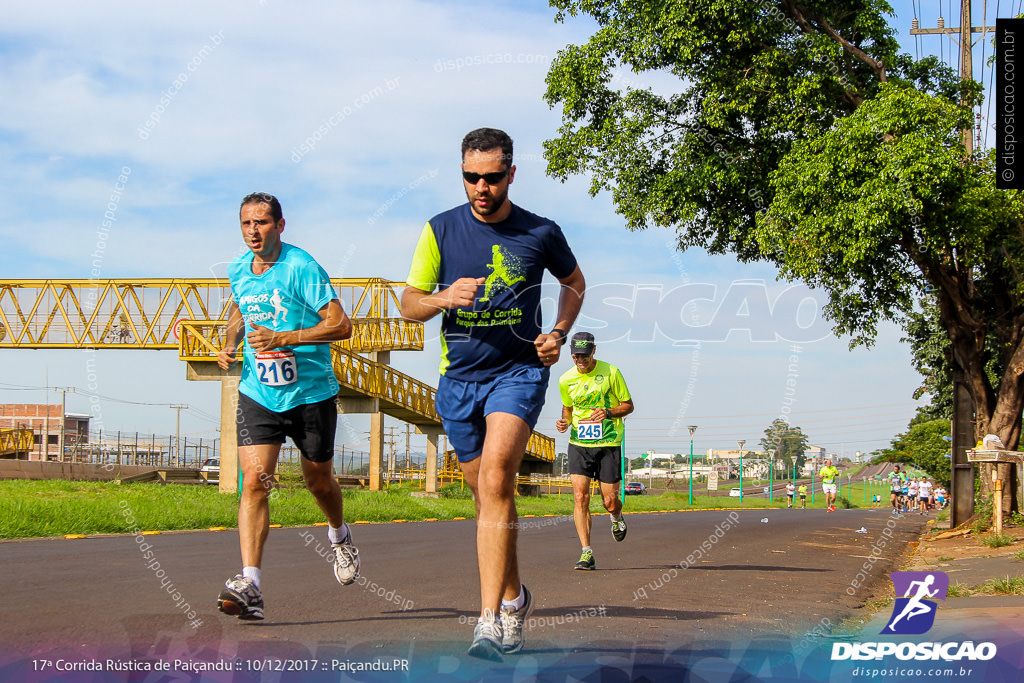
[568,443,622,484]
[235,391,337,463]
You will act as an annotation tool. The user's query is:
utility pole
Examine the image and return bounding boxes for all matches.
[405,423,411,469]
[910,0,996,152]
[911,1,997,526]
[43,368,49,461]
[169,404,188,466]
[384,425,397,478]
[57,387,68,463]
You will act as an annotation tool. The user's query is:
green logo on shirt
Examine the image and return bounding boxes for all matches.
[478,244,525,302]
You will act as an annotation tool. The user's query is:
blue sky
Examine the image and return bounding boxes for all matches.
[0,1,1006,460]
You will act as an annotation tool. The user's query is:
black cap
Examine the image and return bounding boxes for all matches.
[570,332,595,355]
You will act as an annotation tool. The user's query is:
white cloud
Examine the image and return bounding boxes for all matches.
[0,0,924,451]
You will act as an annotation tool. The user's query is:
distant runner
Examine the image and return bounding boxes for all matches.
[889,465,905,516]
[556,332,634,571]
[798,483,807,509]
[820,459,839,512]
[785,482,795,508]
[918,478,932,514]
[908,477,920,512]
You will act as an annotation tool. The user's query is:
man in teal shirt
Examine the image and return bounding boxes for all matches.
[556,332,634,570]
[216,193,359,621]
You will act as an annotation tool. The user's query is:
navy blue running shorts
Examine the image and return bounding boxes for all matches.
[435,365,548,462]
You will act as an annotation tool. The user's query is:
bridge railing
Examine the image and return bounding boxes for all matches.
[0,278,415,349]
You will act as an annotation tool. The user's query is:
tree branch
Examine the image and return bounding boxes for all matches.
[781,1,887,83]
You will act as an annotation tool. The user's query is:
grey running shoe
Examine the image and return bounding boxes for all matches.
[499,585,534,654]
[332,528,360,586]
[611,515,627,542]
[574,548,595,570]
[467,612,504,661]
[217,574,264,620]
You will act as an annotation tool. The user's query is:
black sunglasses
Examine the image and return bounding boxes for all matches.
[462,169,509,185]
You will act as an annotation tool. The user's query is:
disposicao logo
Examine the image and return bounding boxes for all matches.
[831,571,997,662]
[881,571,948,635]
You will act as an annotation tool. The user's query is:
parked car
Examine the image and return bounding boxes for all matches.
[729,487,742,497]
[624,482,647,495]
[200,457,220,484]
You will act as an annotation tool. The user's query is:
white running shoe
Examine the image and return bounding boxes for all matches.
[467,611,504,661]
[499,585,534,653]
[332,528,360,586]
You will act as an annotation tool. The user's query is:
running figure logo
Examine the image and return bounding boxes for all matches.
[270,288,288,323]
[881,571,949,635]
[478,244,525,302]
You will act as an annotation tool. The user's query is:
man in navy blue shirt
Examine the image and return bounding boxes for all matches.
[403,128,586,660]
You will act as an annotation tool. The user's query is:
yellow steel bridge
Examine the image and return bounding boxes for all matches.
[0,278,555,490]
[0,429,33,457]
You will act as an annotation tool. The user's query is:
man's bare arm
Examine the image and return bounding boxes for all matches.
[534,265,586,366]
[217,302,245,370]
[401,277,486,322]
[245,300,352,353]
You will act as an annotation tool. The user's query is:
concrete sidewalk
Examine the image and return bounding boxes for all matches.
[860,593,1024,641]
[854,522,1024,654]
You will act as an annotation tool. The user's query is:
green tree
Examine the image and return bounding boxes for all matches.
[555,451,569,475]
[544,0,1020,511]
[874,417,952,488]
[759,418,809,475]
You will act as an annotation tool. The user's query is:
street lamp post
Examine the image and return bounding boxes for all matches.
[767,449,775,503]
[687,425,698,505]
[737,439,746,502]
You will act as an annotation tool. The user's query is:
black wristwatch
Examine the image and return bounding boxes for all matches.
[550,328,568,344]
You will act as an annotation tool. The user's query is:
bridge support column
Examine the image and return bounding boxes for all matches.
[336,396,384,491]
[365,351,390,492]
[416,426,442,493]
[218,375,241,495]
[517,458,553,497]
[186,361,241,495]
[369,411,384,491]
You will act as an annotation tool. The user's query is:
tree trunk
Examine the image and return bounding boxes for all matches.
[927,251,1022,517]
[974,412,1022,517]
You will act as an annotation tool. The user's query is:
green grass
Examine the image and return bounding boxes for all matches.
[1013,549,1024,560]
[980,532,1015,548]
[946,583,972,598]
[937,556,954,562]
[0,480,791,540]
[977,576,1024,595]
[939,576,1024,598]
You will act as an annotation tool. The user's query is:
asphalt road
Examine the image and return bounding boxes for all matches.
[0,507,927,679]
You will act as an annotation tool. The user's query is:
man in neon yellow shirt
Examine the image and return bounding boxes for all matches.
[820,459,839,512]
[798,483,808,508]
[556,332,634,570]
